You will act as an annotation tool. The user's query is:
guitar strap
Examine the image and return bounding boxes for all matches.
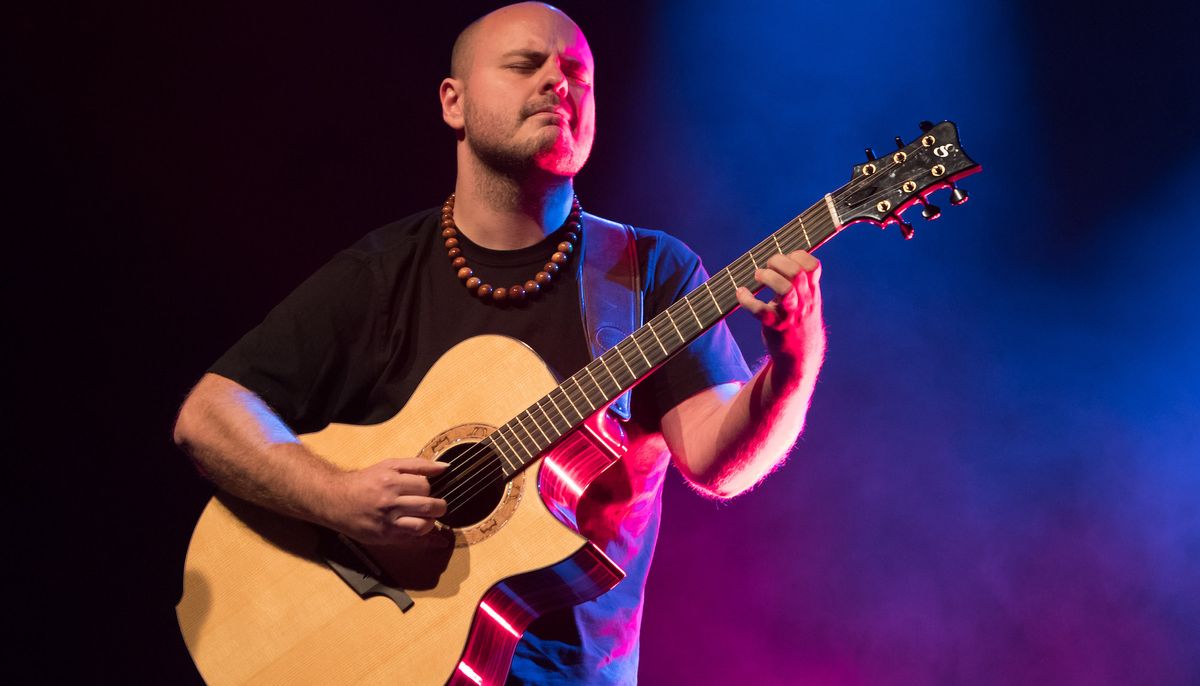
[577,213,642,421]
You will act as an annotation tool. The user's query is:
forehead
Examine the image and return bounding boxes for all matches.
[474,8,593,68]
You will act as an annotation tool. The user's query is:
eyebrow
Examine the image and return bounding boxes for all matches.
[500,49,587,70]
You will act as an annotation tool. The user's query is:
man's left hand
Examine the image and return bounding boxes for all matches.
[735,250,825,370]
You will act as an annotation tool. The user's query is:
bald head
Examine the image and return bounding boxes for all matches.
[450,2,582,79]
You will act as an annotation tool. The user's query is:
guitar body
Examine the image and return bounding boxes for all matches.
[177,335,627,685]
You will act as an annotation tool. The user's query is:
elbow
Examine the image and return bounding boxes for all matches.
[677,453,751,501]
[173,391,201,451]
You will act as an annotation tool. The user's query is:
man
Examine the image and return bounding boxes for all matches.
[173,2,825,683]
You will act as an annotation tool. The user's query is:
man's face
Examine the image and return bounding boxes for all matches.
[455,7,596,177]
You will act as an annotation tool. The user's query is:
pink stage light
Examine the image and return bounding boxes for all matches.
[542,456,584,496]
[480,600,521,639]
[457,660,483,685]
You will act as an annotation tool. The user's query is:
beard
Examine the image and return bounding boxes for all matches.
[462,96,592,178]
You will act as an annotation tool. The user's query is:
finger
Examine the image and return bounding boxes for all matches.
[785,250,820,273]
[391,515,437,536]
[387,457,449,476]
[391,495,448,518]
[765,253,802,280]
[392,473,433,496]
[754,267,793,295]
[736,288,782,328]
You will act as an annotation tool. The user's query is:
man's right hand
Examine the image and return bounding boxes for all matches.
[320,458,449,545]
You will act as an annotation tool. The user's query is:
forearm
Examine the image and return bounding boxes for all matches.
[173,373,340,526]
[676,350,821,497]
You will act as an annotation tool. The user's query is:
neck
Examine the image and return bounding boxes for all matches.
[452,148,575,250]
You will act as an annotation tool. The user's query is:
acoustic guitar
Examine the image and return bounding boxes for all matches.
[177,121,980,684]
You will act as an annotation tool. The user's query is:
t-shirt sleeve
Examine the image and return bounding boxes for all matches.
[633,231,752,425]
[208,250,384,433]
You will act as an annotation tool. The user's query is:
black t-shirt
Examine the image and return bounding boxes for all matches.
[212,207,749,434]
[209,207,752,684]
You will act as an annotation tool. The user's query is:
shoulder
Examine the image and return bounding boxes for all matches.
[344,207,440,261]
[584,212,703,277]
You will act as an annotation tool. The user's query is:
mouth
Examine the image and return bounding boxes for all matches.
[527,103,572,125]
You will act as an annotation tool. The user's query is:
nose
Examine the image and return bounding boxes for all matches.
[539,58,569,98]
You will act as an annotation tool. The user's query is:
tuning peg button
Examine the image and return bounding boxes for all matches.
[865,147,876,161]
[898,221,915,240]
[921,201,942,220]
[950,187,969,205]
[895,136,906,149]
[919,120,935,133]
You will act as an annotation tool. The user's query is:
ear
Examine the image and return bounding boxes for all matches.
[440,78,465,131]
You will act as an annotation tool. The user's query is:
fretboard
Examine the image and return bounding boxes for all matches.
[486,193,846,477]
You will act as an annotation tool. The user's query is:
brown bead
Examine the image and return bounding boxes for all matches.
[441,218,456,228]
[444,237,459,249]
[544,262,560,274]
[492,287,508,301]
[565,231,578,243]
[535,271,552,285]
[524,279,540,295]
[447,247,461,258]
[477,284,494,297]
[451,256,467,268]
[457,267,473,280]
[557,241,573,254]
[507,285,523,299]
[566,220,581,230]
[466,276,481,289]
[551,252,567,264]
[441,227,457,238]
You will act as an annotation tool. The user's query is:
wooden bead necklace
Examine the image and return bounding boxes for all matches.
[441,193,581,303]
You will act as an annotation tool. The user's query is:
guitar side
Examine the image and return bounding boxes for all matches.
[177,335,625,685]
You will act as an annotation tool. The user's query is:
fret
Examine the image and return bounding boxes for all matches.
[705,283,721,310]
[664,309,685,342]
[724,267,738,291]
[559,382,584,416]
[612,343,636,378]
[531,401,558,439]
[771,233,784,255]
[748,251,759,269]
[596,356,622,389]
[501,422,532,455]
[647,321,669,356]
[798,217,812,250]
[513,411,544,448]
[488,436,519,471]
[628,333,652,367]
[583,366,606,400]
[683,297,703,328]
[493,427,522,461]
[545,391,570,427]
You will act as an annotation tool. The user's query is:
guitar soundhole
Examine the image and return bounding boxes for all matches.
[432,441,507,529]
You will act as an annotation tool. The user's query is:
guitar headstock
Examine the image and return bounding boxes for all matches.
[831,121,981,239]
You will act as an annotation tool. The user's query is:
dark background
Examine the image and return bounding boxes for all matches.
[13,0,1199,683]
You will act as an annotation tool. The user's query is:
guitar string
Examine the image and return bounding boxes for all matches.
[431,208,845,509]
[431,210,842,511]
[430,145,955,510]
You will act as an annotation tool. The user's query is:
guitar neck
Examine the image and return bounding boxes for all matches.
[486,193,847,476]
